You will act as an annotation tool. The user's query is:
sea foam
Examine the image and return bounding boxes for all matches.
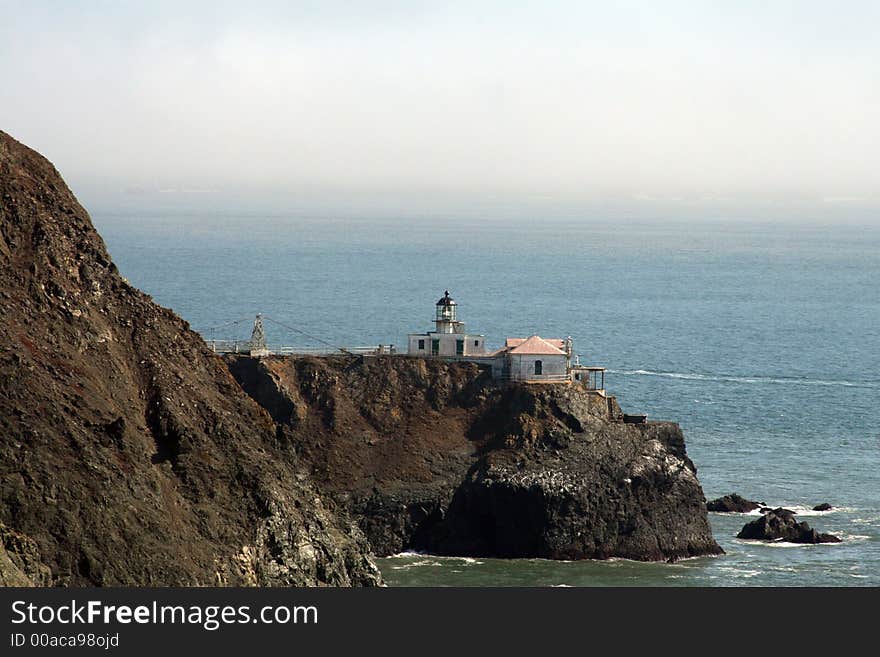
[609,369,878,389]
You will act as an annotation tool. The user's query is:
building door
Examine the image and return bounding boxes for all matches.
[456,339,464,356]
[534,360,543,375]
[431,339,440,355]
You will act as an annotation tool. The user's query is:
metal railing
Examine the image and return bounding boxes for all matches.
[207,339,252,354]
[207,340,399,356]
[496,373,572,383]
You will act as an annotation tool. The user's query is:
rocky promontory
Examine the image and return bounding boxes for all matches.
[226,355,724,561]
[0,131,381,586]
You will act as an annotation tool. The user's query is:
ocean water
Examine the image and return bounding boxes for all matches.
[92,213,880,586]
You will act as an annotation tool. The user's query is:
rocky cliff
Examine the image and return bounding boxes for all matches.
[0,130,381,586]
[226,355,723,561]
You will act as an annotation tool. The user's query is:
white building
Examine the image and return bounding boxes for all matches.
[406,291,605,389]
[492,335,572,382]
[407,291,488,357]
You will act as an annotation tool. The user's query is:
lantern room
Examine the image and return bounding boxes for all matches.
[434,290,461,334]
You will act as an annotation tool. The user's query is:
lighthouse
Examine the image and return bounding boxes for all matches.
[407,290,487,357]
[434,290,462,334]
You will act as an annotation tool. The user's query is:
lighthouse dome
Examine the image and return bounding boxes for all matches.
[436,290,456,306]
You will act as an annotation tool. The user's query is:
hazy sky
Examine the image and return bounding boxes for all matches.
[2,1,878,219]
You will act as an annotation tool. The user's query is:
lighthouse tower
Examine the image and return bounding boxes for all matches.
[434,290,463,334]
[407,290,487,357]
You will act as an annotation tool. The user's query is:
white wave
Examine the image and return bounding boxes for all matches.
[387,552,486,567]
[776,505,840,516]
[608,369,879,389]
[747,541,811,548]
[730,504,855,516]
[712,564,764,578]
[390,558,445,570]
[733,538,843,548]
[433,556,486,566]
[708,508,765,516]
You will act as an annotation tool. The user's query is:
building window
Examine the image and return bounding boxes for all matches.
[431,339,440,355]
[534,360,543,375]
[418,339,425,350]
[474,340,479,347]
[456,339,464,356]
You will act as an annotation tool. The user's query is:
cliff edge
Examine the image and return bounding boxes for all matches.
[227,355,723,561]
[0,130,381,585]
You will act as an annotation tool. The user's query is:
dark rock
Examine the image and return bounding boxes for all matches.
[227,354,724,562]
[813,503,833,511]
[707,493,762,513]
[737,508,841,544]
[0,131,381,586]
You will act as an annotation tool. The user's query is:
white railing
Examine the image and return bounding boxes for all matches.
[207,341,400,356]
[272,345,399,356]
[207,339,251,354]
[496,373,572,383]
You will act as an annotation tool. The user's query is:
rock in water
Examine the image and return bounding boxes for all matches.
[736,509,841,544]
[706,493,762,513]
[227,355,724,561]
[813,503,833,511]
[0,131,381,586]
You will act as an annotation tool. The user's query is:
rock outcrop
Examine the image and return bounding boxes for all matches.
[226,355,723,561]
[0,130,381,586]
[813,503,833,512]
[737,509,841,544]
[0,522,52,586]
[707,493,763,513]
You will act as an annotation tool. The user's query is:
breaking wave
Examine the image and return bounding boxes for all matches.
[608,369,879,389]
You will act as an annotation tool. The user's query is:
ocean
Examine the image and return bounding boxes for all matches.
[92,212,880,586]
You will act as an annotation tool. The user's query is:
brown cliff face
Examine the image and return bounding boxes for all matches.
[0,130,381,586]
[226,355,723,561]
